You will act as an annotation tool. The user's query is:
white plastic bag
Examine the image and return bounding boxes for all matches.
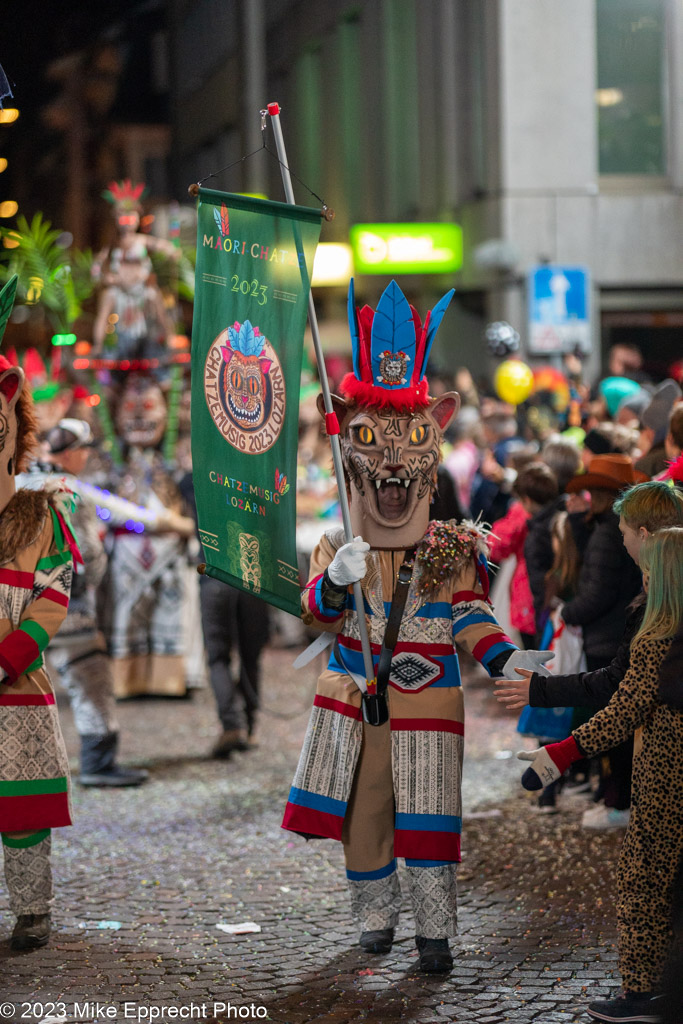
[552,621,586,676]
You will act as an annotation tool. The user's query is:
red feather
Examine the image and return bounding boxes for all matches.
[664,454,683,484]
[221,203,230,237]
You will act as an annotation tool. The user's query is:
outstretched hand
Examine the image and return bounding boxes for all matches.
[499,649,555,680]
[494,668,533,709]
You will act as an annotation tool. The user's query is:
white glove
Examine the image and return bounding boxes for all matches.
[499,649,555,679]
[327,537,370,586]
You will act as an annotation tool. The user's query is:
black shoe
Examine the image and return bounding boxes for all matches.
[211,729,249,758]
[11,913,50,951]
[79,766,149,787]
[587,991,663,1022]
[359,928,394,954]
[415,935,453,973]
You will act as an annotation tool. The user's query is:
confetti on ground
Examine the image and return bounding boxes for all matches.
[216,922,262,934]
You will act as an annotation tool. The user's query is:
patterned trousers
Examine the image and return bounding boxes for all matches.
[2,830,53,915]
[342,718,458,939]
[48,639,119,739]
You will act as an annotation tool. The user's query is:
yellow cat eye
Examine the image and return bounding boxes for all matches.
[247,375,260,395]
[409,424,427,444]
[357,425,375,445]
[230,369,243,391]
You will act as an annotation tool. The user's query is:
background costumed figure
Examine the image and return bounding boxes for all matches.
[0,277,76,951]
[92,180,177,365]
[282,280,550,972]
[98,373,194,697]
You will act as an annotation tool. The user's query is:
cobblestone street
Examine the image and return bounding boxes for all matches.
[1,646,623,1023]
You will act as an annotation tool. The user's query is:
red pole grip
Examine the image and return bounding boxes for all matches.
[267,102,280,116]
[325,412,340,435]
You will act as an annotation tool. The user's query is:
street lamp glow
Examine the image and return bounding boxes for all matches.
[0,158,7,173]
[311,243,353,286]
[595,88,624,107]
[0,201,18,217]
[0,108,19,124]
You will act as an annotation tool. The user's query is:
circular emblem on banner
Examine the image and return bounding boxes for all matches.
[204,321,286,453]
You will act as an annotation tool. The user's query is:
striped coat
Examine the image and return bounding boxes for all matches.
[282,524,516,862]
[0,489,73,832]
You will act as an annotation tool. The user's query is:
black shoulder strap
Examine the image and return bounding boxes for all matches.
[375,550,415,697]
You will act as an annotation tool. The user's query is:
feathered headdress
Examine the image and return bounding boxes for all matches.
[102,180,146,210]
[340,279,454,412]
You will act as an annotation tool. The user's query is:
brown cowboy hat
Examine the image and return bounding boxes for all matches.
[566,453,649,493]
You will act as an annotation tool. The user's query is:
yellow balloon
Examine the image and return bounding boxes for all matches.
[494,360,534,405]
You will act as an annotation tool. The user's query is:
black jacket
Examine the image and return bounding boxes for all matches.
[658,618,683,710]
[524,495,566,631]
[560,509,642,660]
[529,595,645,709]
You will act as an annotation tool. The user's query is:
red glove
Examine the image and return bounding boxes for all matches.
[517,736,582,791]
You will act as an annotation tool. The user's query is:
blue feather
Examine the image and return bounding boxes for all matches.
[347,279,361,379]
[420,288,455,378]
[370,281,416,385]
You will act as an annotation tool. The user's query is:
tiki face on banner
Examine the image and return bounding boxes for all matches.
[325,280,459,549]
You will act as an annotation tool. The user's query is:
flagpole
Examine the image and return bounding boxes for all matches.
[266,102,375,689]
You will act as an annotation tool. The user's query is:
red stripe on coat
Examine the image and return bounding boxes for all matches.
[37,587,70,608]
[451,590,481,604]
[281,802,343,841]
[314,694,362,720]
[0,569,34,589]
[394,830,461,863]
[0,631,40,682]
[0,692,56,706]
[472,631,513,662]
[0,791,72,831]
[391,718,464,735]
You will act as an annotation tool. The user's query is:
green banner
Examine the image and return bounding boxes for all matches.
[191,188,322,615]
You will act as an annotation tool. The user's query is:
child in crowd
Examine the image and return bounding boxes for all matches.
[517,509,584,813]
[519,462,561,641]
[516,527,683,1023]
[496,481,683,828]
[488,459,540,650]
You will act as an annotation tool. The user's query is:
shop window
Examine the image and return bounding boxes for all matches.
[596,0,666,175]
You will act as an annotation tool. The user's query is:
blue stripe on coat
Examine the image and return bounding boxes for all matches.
[395,812,462,833]
[405,858,457,867]
[346,859,397,881]
[480,640,517,671]
[287,786,346,817]
[452,611,499,634]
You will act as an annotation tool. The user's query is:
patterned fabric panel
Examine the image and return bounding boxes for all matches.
[391,726,464,820]
[347,867,401,931]
[0,704,70,782]
[291,698,362,803]
[3,832,53,915]
[330,633,462,690]
[283,686,363,840]
[405,863,459,938]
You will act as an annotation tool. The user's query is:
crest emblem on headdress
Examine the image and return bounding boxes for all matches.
[341,279,454,412]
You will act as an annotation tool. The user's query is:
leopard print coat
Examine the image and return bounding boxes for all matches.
[574,635,683,992]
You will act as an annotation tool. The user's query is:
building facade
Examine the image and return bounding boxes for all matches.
[171,0,683,381]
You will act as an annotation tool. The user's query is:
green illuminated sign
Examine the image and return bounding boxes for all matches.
[350,222,463,275]
[51,333,77,346]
